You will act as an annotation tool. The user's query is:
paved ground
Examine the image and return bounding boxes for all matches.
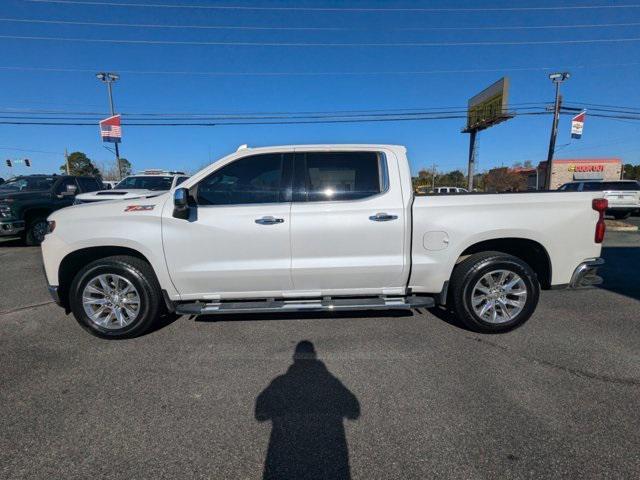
[1,231,639,479]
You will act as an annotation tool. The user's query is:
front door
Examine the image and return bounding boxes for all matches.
[289,150,407,295]
[163,152,294,300]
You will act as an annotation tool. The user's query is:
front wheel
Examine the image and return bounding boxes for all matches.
[69,255,162,339]
[449,251,540,333]
[23,216,48,246]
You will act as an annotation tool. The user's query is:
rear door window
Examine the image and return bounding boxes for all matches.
[77,177,101,192]
[559,183,580,191]
[296,151,387,202]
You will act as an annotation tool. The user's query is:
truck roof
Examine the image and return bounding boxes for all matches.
[236,143,407,153]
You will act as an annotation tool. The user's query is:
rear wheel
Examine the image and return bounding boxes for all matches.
[449,251,540,333]
[23,216,48,246]
[69,255,162,339]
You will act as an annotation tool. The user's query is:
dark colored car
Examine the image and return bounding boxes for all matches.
[0,174,102,245]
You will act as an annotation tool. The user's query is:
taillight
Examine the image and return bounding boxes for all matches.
[592,198,608,243]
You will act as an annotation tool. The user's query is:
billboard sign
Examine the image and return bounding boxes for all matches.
[100,115,122,143]
[466,77,511,131]
[571,110,586,139]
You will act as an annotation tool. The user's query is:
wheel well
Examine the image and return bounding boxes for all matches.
[458,238,552,289]
[57,246,150,310]
[23,208,52,225]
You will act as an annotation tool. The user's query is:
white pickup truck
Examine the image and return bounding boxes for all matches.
[42,145,607,339]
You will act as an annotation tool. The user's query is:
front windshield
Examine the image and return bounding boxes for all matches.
[0,176,55,192]
[114,176,174,191]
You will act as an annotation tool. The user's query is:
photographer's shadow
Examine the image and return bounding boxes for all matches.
[255,341,360,480]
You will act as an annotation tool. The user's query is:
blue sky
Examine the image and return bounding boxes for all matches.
[0,0,639,178]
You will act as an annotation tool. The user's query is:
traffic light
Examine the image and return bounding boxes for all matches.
[24,158,31,167]
[5,159,11,167]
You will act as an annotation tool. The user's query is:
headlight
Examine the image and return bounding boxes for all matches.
[0,204,12,218]
[46,220,56,234]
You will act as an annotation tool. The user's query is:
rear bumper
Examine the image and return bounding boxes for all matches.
[0,220,25,236]
[569,258,604,289]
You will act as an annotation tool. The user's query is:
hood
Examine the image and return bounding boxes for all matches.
[75,189,163,202]
[0,189,50,202]
[51,191,169,221]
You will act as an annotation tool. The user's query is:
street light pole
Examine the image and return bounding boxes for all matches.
[544,72,570,190]
[96,72,122,179]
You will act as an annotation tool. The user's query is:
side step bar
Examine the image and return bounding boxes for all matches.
[175,295,435,316]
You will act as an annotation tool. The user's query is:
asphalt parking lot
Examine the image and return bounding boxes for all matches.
[1,230,639,479]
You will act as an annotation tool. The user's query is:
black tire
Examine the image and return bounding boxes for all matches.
[69,255,162,339]
[610,211,631,220]
[449,251,540,333]
[23,216,48,246]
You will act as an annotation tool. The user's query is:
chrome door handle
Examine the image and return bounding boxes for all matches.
[255,216,284,225]
[369,212,398,222]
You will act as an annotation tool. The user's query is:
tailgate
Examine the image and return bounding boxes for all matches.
[604,190,639,206]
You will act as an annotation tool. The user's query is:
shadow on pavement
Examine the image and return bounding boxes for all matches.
[598,247,640,302]
[255,341,360,480]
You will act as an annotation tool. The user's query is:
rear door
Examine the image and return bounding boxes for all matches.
[289,149,407,295]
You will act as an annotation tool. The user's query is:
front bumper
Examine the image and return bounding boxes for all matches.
[569,258,604,288]
[0,220,25,236]
[47,285,62,306]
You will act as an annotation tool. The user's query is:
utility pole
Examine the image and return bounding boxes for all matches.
[64,148,70,175]
[545,72,570,190]
[467,130,477,191]
[96,72,122,179]
[431,163,438,191]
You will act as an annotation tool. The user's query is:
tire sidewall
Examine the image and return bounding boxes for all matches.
[460,257,539,332]
[25,217,48,246]
[70,261,155,339]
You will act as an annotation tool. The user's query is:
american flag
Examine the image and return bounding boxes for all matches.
[99,115,122,143]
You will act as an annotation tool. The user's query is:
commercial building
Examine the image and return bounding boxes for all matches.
[537,158,622,190]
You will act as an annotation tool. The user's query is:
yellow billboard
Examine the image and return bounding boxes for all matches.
[466,77,510,131]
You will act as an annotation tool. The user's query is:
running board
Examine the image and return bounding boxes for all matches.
[175,295,434,316]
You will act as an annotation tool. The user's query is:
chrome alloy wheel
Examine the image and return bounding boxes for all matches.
[82,274,141,329]
[471,269,528,324]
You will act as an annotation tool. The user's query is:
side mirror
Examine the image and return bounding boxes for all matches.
[173,187,190,220]
[60,184,77,197]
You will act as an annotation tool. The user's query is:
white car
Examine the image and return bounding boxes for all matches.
[558,180,640,219]
[434,186,468,194]
[42,144,607,339]
[74,171,189,204]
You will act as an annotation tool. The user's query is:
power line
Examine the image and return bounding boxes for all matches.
[24,0,640,12]
[4,17,640,31]
[3,34,640,47]
[1,63,640,78]
[0,111,552,126]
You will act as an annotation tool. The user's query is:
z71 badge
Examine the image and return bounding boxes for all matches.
[124,205,155,212]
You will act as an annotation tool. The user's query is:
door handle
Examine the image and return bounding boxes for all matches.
[255,216,285,225]
[369,212,398,222]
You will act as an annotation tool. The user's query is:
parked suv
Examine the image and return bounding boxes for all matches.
[558,180,640,219]
[0,174,102,245]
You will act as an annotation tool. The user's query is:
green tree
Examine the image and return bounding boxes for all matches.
[60,152,101,177]
[119,158,132,177]
[623,163,640,180]
[483,167,527,192]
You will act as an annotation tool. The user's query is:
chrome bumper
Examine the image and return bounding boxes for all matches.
[569,258,605,289]
[0,220,25,236]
